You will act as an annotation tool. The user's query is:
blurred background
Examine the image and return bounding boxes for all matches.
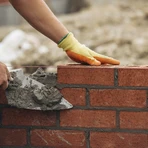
[0,0,148,73]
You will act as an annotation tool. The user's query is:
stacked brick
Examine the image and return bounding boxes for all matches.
[0,65,148,148]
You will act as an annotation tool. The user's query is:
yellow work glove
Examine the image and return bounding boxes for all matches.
[58,32,120,66]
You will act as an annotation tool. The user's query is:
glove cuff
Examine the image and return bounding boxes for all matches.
[58,33,69,44]
[58,32,80,51]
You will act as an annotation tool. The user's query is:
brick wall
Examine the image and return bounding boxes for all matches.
[0,65,148,148]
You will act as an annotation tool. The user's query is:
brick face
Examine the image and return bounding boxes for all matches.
[60,109,116,128]
[60,88,86,106]
[2,108,56,126]
[118,68,148,86]
[1,65,148,147]
[0,89,7,104]
[90,132,147,148]
[31,129,86,148]
[90,89,147,108]
[0,129,27,146]
[120,112,148,129]
[58,65,114,85]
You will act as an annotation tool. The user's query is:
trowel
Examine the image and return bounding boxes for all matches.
[6,69,73,110]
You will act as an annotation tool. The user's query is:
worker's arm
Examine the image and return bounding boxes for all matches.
[0,62,11,90]
[9,0,120,65]
[9,0,68,43]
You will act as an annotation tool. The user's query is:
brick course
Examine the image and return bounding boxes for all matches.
[60,109,116,128]
[0,89,7,104]
[58,65,114,85]
[118,67,148,86]
[90,89,147,108]
[120,112,148,129]
[2,108,56,126]
[60,88,86,106]
[90,132,147,148]
[0,129,27,146]
[31,129,86,148]
[0,65,148,147]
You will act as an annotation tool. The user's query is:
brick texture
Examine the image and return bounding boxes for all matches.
[90,89,147,108]
[60,88,86,106]
[120,112,148,129]
[58,65,114,85]
[0,89,7,104]
[31,129,86,148]
[90,132,147,148]
[1,65,148,147]
[60,109,116,128]
[118,67,148,86]
[0,129,27,146]
[2,108,56,126]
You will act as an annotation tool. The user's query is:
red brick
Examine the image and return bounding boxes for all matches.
[2,108,56,126]
[60,88,86,106]
[120,112,148,129]
[58,65,114,85]
[90,89,146,108]
[31,129,86,148]
[90,132,147,148]
[0,129,26,146]
[0,89,7,104]
[60,109,116,128]
[118,67,148,86]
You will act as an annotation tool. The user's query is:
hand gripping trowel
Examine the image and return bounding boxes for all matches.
[6,69,73,110]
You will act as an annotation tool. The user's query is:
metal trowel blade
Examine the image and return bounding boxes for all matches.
[9,68,44,89]
[6,68,73,110]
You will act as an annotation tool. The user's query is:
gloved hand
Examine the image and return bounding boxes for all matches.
[0,62,12,90]
[58,33,120,66]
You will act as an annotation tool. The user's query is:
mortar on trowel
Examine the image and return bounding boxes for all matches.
[6,68,73,110]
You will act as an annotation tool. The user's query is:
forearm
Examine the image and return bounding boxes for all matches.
[9,0,69,43]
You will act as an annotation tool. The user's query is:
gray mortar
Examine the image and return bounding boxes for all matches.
[6,68,73,110]
[33,86,62,107]
[30,68,57,87]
